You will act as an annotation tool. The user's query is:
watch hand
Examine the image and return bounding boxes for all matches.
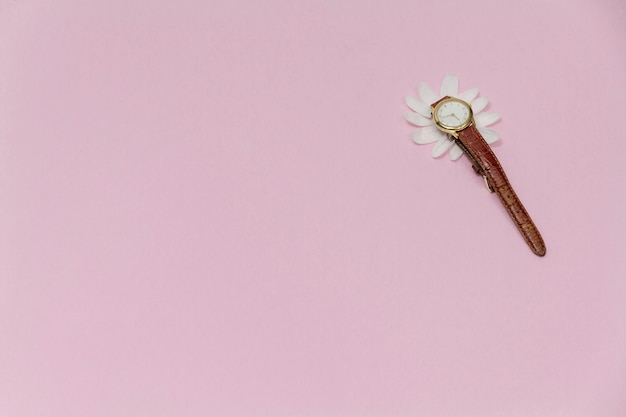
[441,113,460,121]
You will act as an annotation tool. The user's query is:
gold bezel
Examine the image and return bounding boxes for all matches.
[432,97,473,138]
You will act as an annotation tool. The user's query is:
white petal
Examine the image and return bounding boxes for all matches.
[477,126,500,144]
[457,88,478,103]
[449,144,465,160]
[418,83,438,105]
[471,96,489,113]
[440,75,459,96]
[412,125,446,144]
[431,136,454,158]
[405,95,432,118]
[475,111,500,127]
[405,112,433,127]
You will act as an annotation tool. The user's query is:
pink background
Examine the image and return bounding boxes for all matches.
[1,0,625,416]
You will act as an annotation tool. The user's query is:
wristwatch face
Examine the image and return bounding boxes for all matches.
[433,97,473,131]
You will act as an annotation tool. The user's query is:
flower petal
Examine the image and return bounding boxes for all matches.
[475,111,500,127]
[471,96,489,113]
[412,125,446,144]
[431,136,454,158]
[418,83,438,105]
[440,75,459,96]
[477,126,500,144]
[405,95,432,118]
[457,88,478,103]
[405,112,433,127]
[449,143,465,160]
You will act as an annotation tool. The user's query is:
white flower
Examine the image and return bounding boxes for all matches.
[405,75,501,160]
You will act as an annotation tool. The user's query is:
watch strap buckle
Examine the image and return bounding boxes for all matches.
[470,162,494,193]
[482,174,495,193]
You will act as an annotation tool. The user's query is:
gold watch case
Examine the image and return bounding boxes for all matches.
[431,96,474,138]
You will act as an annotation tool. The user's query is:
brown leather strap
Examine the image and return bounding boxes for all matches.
[457,124,546,256]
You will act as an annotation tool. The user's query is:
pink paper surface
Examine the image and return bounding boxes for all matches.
[1,1,625,416]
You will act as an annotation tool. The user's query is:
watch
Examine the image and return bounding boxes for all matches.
[431,96,546,257]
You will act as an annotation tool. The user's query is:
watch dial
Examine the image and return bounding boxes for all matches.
[435,99,471,129]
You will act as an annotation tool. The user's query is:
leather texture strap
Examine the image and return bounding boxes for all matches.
[457,124,546,256]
